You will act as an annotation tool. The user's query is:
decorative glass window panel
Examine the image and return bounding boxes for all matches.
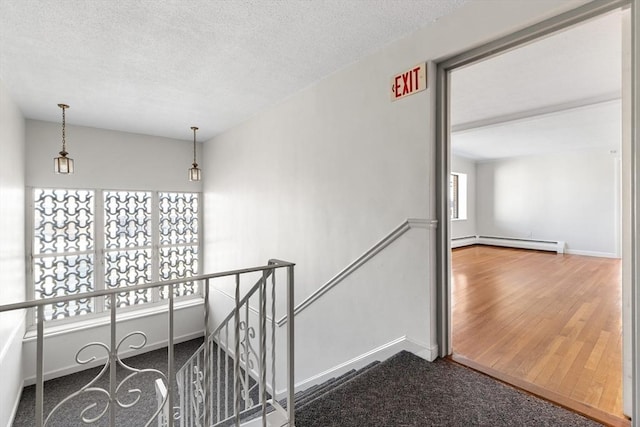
[103,191,153,308]
[159,245,200,298]
[31,188,200,323]
[32,189,95,320]
[159,192,199,298]
[104,191,152,248]
[105,249,153,307]
[159,192,199,245]
[33,254,94,320]
[33,189,94,254]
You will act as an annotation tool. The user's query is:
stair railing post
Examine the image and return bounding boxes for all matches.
[109,297,117,427]
[225,324,229,420]
[286,265,295,426]
[216,330,221,423]
[168,286,175,427]
[271,268,276,401]
[35,305,44,427]
[209,333,214,422]
[244,301,250,410]
[234,274,241,427]
[204,278,211,427]
[261,270,267,427]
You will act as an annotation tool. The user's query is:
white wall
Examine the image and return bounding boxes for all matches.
[22,120,205,386]
[26,119,203,192]
[0,80,26,426]
[476,149,618,257]
[451,155,477,239]
[286,224,437,384]
[209,223,436,395]
[202,0,589,386]
[21,303,204,384]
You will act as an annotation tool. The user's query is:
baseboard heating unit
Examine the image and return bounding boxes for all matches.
[452,235,565,254]
[451,236,477,249]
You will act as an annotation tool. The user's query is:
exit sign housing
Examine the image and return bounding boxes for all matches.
[391,63,427,101]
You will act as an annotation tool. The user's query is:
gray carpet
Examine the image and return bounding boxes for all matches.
[13,338,204,427]
[295,351,603,427]
[13,345,604,426]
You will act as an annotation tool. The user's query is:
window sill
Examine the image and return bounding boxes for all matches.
[451,218,468,222]
[23,297,204,341]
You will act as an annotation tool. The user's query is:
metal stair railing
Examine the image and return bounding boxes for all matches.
[0,259,295,427]
[175,259,295,427]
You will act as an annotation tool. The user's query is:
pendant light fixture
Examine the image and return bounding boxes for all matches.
[189,126,201,181]
[54,103,74,174]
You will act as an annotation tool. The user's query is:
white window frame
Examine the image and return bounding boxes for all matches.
[26,186,203,327]
[450,172,468,221]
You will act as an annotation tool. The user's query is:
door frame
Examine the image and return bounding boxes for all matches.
[434,0,638,423]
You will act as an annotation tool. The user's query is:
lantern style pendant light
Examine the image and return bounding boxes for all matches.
[54,103,74,174]
[189,126,201,182]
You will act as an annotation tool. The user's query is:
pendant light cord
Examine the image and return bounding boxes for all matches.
[62,107,66,153]
[191,126,198,166]
[58,104,69,155]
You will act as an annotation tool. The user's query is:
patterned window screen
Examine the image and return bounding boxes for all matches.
[103,191,153,308]
[158,192,199,298]
[33,189,95,320]
[31,188,200,321]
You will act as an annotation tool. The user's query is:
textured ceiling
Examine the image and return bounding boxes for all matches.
[451,9,622,160]
[0,0,467,141]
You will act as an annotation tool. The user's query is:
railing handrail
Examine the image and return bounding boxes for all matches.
[210,267,275,338]
[178,265,277,371]
[275,218,434,325]
[0,259,295,314]
[176,259,295,427]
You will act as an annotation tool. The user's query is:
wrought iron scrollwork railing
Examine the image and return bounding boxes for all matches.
[44,331,169,426]
[0,259,295,427]
[176,261,290,427]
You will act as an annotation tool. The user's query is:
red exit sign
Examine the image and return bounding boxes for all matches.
[391,63,427,101]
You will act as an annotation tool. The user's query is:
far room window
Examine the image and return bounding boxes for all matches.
[450,173,467,220]
[30,188,200,322]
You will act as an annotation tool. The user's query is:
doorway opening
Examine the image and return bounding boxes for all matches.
[435,2,635,426]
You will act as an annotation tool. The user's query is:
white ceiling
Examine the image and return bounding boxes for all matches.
[451,10,622,160]
[452,100,621,161]
[0,1,623,152]
[0,0,468,141]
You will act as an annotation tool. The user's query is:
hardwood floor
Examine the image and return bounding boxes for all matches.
[452,245,627,426]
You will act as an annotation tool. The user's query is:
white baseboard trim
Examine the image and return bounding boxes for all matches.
[23,330,204,386]
[8,387,23,427]
[412,340,440,361]
[240,409,287,427]
[453,236,619,259]
[451,236,477,248]
[565,249,619,259]
[476,236,565,253]
[275,336,436,398]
